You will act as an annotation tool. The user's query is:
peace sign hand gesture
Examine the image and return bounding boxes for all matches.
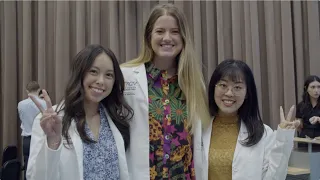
[279,105,300,129]
[29,89,62,149]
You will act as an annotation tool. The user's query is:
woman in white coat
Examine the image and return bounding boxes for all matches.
[26,44,133,180]
[203,59,300,180]
[121,3,210,180]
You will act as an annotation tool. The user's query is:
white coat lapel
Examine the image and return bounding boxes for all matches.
[133,64,148,100]
[193,119,204,179]
[69,120,84,180]
[233,121,248,161]
[203,118,214,160]
[123,64,150,180]
[104,108,129,180]
[202,117,214,180]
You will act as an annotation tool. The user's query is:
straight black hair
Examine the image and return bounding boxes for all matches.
[208,59,265,147]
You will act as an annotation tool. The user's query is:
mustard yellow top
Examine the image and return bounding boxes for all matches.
[208,115,239,180]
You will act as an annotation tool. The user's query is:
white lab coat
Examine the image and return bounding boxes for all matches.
[26,105,129,180]
[202,118,295,180]
[121,64,204,180]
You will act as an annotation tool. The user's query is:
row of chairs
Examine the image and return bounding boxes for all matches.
[0,146,21,180]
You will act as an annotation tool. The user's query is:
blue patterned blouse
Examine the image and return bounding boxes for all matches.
[83,105,120,180]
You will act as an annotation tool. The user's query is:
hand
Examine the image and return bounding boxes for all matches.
[279,105,300,129]
[29,89,62,148]
[297,119,304,132]
[309,116,320,124]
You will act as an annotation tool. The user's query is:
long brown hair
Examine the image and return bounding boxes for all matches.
[58,44,133,149]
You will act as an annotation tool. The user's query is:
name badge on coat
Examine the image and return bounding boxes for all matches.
[124,81,138,96]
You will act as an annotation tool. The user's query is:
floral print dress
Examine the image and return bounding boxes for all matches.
[146,62,195,180]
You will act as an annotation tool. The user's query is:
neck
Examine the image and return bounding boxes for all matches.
[153,56,177,77]
[310,97,318,107]
[217,110,238,117]
[84,100,99,121]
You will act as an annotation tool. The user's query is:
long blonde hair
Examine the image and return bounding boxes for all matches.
[121,3,210,131]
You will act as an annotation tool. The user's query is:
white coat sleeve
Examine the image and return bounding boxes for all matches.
[26,113,63,180]
[262,125,295,180]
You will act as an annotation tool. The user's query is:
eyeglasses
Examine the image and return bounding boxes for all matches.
[215,82,246,96]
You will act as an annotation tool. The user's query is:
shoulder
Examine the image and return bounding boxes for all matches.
[296,102,304,109]
[120,67,130,72]
[262,123,295,143]
[17,100,23,108]
[120,63,145,71]
[254,124,273,142]
[121,64,146,81]
[18,99,24,105]
[120,65,134,71]
[263,124,273,134]
[18,99,28,106]
[254,124,276,146]
[18,98,34,110]
[120,66,134,77]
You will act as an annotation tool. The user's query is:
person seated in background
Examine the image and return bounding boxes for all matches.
[296,75,320,148]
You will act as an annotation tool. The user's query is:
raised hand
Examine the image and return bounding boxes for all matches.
[279,105,300,129]
[29,89,62,148]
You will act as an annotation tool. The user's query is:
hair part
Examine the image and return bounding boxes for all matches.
[58,44,133,149]
[208,59,265,147]
[121,3,211,130]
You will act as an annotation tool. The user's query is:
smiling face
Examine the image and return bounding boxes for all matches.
[150,15,183,62]
[82,53,115,105]
[214,76,247,116]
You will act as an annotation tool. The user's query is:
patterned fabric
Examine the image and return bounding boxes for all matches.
[146,62,195,180]
[83,104,120,180]
[208,115,239,180]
